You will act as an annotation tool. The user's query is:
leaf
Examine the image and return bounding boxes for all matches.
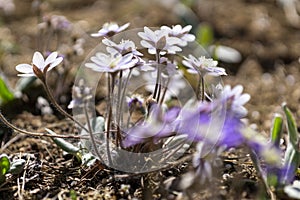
[283,103,299,148]
[46,128,80,155]
[270,113,283,148]
[0,154,10,176]
[80,116,105,156]
[0,76,14,104]
[282,103,300,184]
[283,144,300,184]
[80,116,105,136]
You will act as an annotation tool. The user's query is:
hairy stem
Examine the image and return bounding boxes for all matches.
[42,81,88,132]
[83,102,105,163]
[0,111,83,139]
[106,74,114,165]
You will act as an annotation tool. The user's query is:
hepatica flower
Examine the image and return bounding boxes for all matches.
[161,24,195,46]
[15,51,63,80]
[102,38,143,57]
[91,22,130,37]
[85,53,138,73]
[138,26,182,55]
[220,85,251,118]
[182,55,227,76]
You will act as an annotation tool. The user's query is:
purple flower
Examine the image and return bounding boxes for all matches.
[178,101,244,148]
[102,38,143,57]
[138,26,182,55]
[15,51,63,79]
[160,25,195,46]
[122,105,181,147]
[91,22,130,37]
[182,55,227,76]
[85,53,138,73]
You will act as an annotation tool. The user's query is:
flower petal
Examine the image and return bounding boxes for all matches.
[48,57,63,71]
[45,52,58,66]
[15,64,33,73]
[32,51,45,70]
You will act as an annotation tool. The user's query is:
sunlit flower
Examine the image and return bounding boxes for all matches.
[220,85,250,118]
[138,26,182,55]
[91,22,130,37]
[161,24,195,46]
[15,51,63,79]
[102,38,143,57]
[85,53,138,73]
[182,55,227,76]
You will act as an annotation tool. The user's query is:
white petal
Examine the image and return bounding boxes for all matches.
[232,85,243,96]
[121,53,134,64]
[140,40,154,49]
[182,60,194,69]
[15,63,33,73]
[91,32,105,37]
[32,51,45,69]
[17,73,35,77]
[144,27,157,42]
[173,24,182,33]
[237,94,251,105]
[48,57,63,71]
[118,23,130,32]
[45,52,58,66]
[182,25,192,32]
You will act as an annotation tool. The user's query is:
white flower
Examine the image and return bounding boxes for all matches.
[85,53,138,73]
[138,26,182,55]
[182,55,227,76]
[161,24,195,46]
[91,22,130,37]
[15,51,63,78]
[220,85,251,118]
[102,38,143,56]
